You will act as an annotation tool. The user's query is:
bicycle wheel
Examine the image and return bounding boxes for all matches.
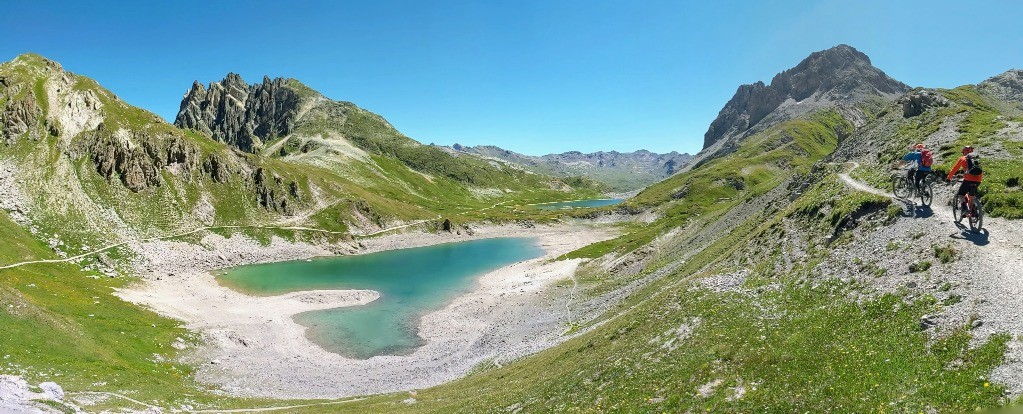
[893,175,909,198]
[919,181,933,207]
[969,199,984,231]
[952,196,962,223]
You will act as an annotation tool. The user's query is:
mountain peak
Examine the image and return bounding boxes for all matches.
[4,53,68,78]
[812,44,870,64]
[174,73,308,152]
[702,44,909,150]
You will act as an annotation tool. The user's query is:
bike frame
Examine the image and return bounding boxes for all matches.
[963,192,977,216]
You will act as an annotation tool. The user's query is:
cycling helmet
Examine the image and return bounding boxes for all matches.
[915,143,925,150]
[962,145,974,155]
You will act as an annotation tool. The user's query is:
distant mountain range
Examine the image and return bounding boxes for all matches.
[445,145,692,192]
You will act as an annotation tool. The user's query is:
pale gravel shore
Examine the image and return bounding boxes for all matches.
[116,222,617,399]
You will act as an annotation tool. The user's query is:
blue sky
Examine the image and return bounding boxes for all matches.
[2,0,1021,155]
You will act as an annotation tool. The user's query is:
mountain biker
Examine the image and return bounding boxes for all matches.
[900,143,933,189]
[946,145,983,216]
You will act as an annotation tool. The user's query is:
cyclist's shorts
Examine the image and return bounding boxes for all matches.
[914,170,930,182]
[957,181,980,197]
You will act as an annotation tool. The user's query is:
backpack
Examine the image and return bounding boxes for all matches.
[920,150,933,167]
[966,154,983,175]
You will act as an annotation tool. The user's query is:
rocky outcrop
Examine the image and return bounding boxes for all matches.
[202,153,231,183]
[1,55,105,145]
[1,91,43,144]
[81,126,201,192]
[978,69,1023,103]
[251,167,298,214]
[702,44,910,150]
[175,74,307,152]
[897,89,949,117]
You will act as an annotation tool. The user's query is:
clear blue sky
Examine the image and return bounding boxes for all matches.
[2,0,1021,155]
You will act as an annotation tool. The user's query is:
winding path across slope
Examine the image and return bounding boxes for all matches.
[67,390,366,413]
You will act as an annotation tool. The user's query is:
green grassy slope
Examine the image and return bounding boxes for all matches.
[0,211,231,410]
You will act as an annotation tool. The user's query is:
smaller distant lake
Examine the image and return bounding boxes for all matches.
[535,199,623,210]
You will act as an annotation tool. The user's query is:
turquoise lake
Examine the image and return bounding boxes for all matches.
[218,237,544,359]
[535,198,623,210]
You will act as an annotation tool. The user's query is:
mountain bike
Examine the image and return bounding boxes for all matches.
[892,167,934,206]
[950,179,984,232]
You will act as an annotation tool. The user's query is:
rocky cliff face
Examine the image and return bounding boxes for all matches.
[73,126,205,192]
[702,44,910,150]
[175,74,308,152]
[0,90,43,144]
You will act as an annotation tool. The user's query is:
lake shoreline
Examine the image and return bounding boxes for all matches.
[222,237,546,360]
[116,222,618,399]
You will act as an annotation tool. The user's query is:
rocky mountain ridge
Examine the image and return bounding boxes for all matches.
[174,72,592,191]
[701,44,910,152]
[978,69,1023,106]
[1,55,224,193]
[175,73,308,152]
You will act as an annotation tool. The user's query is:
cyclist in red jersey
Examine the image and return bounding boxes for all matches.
[946,145,983,214]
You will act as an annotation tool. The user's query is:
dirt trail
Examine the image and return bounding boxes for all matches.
[67,390,365,413]
[839,162,1023,394]
[837,162,891,198]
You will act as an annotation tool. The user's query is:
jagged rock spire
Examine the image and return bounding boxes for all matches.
[174,73,305,152]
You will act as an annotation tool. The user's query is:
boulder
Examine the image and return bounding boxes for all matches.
[39,382,64,401]
[897,89,949,118]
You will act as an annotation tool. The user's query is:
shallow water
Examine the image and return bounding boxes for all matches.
[219,237,543,359]
[535,198,623,210]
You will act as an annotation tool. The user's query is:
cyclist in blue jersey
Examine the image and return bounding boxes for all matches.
[901,143,934,190]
